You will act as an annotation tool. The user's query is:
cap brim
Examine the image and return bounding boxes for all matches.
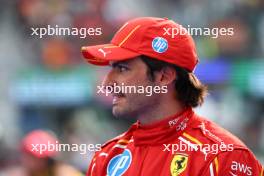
[81,44,140,66]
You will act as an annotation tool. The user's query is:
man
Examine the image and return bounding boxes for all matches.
[81,17,263,176]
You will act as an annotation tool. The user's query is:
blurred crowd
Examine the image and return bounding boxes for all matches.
[0,0,263,175]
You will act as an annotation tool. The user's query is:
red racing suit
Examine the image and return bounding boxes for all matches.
[87,107,263,176]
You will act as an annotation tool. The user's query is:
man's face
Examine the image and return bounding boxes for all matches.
[102,57,160,118]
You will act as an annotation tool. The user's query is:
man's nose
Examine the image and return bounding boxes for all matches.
[102,71,115,91]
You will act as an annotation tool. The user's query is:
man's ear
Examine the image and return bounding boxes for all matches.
[154,66,176,86]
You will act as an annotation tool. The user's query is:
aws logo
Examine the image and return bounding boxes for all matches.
[170,153,188,176]
[231,161,252,176]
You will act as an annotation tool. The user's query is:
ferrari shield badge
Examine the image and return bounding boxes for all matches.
[170,153,188,176]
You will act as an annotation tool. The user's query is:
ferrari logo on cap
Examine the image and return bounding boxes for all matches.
[170,153,188,176]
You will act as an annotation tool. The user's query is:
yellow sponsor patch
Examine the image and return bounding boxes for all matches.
[170,153,188,176]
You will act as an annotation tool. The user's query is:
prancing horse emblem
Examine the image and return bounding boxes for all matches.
[170,154,188,176]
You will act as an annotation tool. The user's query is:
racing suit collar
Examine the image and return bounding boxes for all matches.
[133,107,194,146]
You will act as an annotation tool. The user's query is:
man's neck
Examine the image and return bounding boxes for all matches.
[138,100,185,125]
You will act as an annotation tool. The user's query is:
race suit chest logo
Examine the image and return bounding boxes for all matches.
[152,37,168,53]
[170,153,188,176]
[107,149,132,176]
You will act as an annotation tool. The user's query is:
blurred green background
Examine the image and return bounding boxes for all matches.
[0,0,263,174]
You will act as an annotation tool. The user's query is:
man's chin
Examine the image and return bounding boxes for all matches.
[112,106,132,118]
[112,106,124,118]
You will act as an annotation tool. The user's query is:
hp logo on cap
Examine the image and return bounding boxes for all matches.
[152,37,168,53]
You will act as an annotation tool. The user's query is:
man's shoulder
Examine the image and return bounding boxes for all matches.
[99,132,126,150]
[99,122,137,150]
[184,114,247,148]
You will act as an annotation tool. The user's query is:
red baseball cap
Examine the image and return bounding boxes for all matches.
[82,17,198,72]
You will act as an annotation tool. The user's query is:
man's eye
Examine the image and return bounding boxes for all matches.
[117,65,128,72]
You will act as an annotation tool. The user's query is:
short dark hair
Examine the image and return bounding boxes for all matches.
[140,55,207,107]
